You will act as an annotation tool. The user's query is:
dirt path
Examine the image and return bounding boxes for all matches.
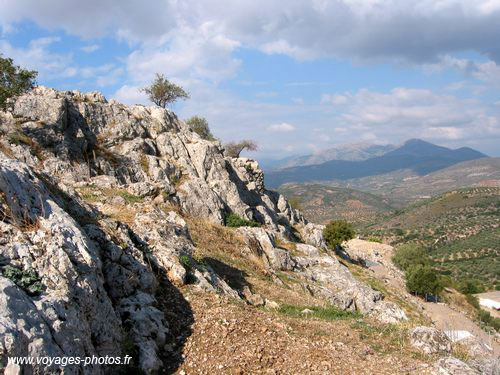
[171,288,435,375]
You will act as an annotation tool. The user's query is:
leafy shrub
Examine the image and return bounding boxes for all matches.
[185,116,215,141]
[392,243,430,271]
[1,265,43,296]
[478,309,500,332]
[457,279,485,295]
[224,212,260,228]
[323,220,355,249]
[179,255,192,271]
[405,265,443,297]
[0,54,37,109]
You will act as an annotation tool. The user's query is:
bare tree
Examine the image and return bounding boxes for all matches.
[141,73,189,108]
[224,140,258,158]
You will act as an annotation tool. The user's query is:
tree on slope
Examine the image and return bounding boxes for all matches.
[0,55,37,109]
[323,220,355,250]
[186,116,215,141]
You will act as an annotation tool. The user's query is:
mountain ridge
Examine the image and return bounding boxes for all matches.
[265,139,488,188]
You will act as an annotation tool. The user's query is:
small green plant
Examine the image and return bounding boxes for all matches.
[323,220,355,249]
[1,265,44,296]
[278,304,360,321]
[116,191,144,204]
[179,255,192,271]
[224,212,260,228]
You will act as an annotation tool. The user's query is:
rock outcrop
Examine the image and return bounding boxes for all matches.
[410,326,452,354]
[0,87,409,373]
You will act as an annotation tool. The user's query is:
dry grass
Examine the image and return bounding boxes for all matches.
[77,186,144,205]
[0,142,15,159]
[274,238,300,256]
[140,154,150,177]
[441,289,478,318]
[7,130,45,162]
[100,204,137,225]
[451,343,472,362]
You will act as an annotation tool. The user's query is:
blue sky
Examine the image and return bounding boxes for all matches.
[1,1,500,158]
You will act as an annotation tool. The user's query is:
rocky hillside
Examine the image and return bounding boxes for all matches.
[0,88,418,374]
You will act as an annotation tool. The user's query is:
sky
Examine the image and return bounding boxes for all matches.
[1,0,500,159]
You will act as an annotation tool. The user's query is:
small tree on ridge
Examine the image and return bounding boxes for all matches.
[224,140,258,158]
[141,73,189,108]
[0,55,37,109]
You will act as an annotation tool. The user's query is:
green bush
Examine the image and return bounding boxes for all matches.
[225,212,260,228]
[1,265,43,296]
[457,279,485,295]
[0,54,37,109]
[392,243,430,271]
[405,265,443,297]
[323,220,355,249]
[185,116,215,141]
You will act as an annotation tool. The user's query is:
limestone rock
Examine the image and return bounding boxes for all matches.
[433,357,480,375]
[410,326,452,354]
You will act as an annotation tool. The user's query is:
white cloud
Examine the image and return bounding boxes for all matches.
[256,91,278,98]
[0,37,76,80]
[124,24,241,86]
[81,44,100,53]
[3,1,500,65]
[268,122,296,132]
[113,84,147,105]
[321,94,348,105]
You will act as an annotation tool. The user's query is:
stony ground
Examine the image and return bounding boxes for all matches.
[164,288,437,375]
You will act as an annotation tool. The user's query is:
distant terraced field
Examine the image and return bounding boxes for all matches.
[279,184,394,225]
[364,187,500,289]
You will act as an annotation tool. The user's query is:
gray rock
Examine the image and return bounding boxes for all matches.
[433,357,480,375]
[410,326,452,354]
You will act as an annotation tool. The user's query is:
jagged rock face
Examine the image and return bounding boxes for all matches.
[0,88,410,373]
[1,87,303,233]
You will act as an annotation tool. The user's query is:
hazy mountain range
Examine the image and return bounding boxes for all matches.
[265,139,488,188]
[260,142,397,171]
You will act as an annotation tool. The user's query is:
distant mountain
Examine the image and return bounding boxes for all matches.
[259,142,396,171]
[265,139,488,188]
[279,184,395,225]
